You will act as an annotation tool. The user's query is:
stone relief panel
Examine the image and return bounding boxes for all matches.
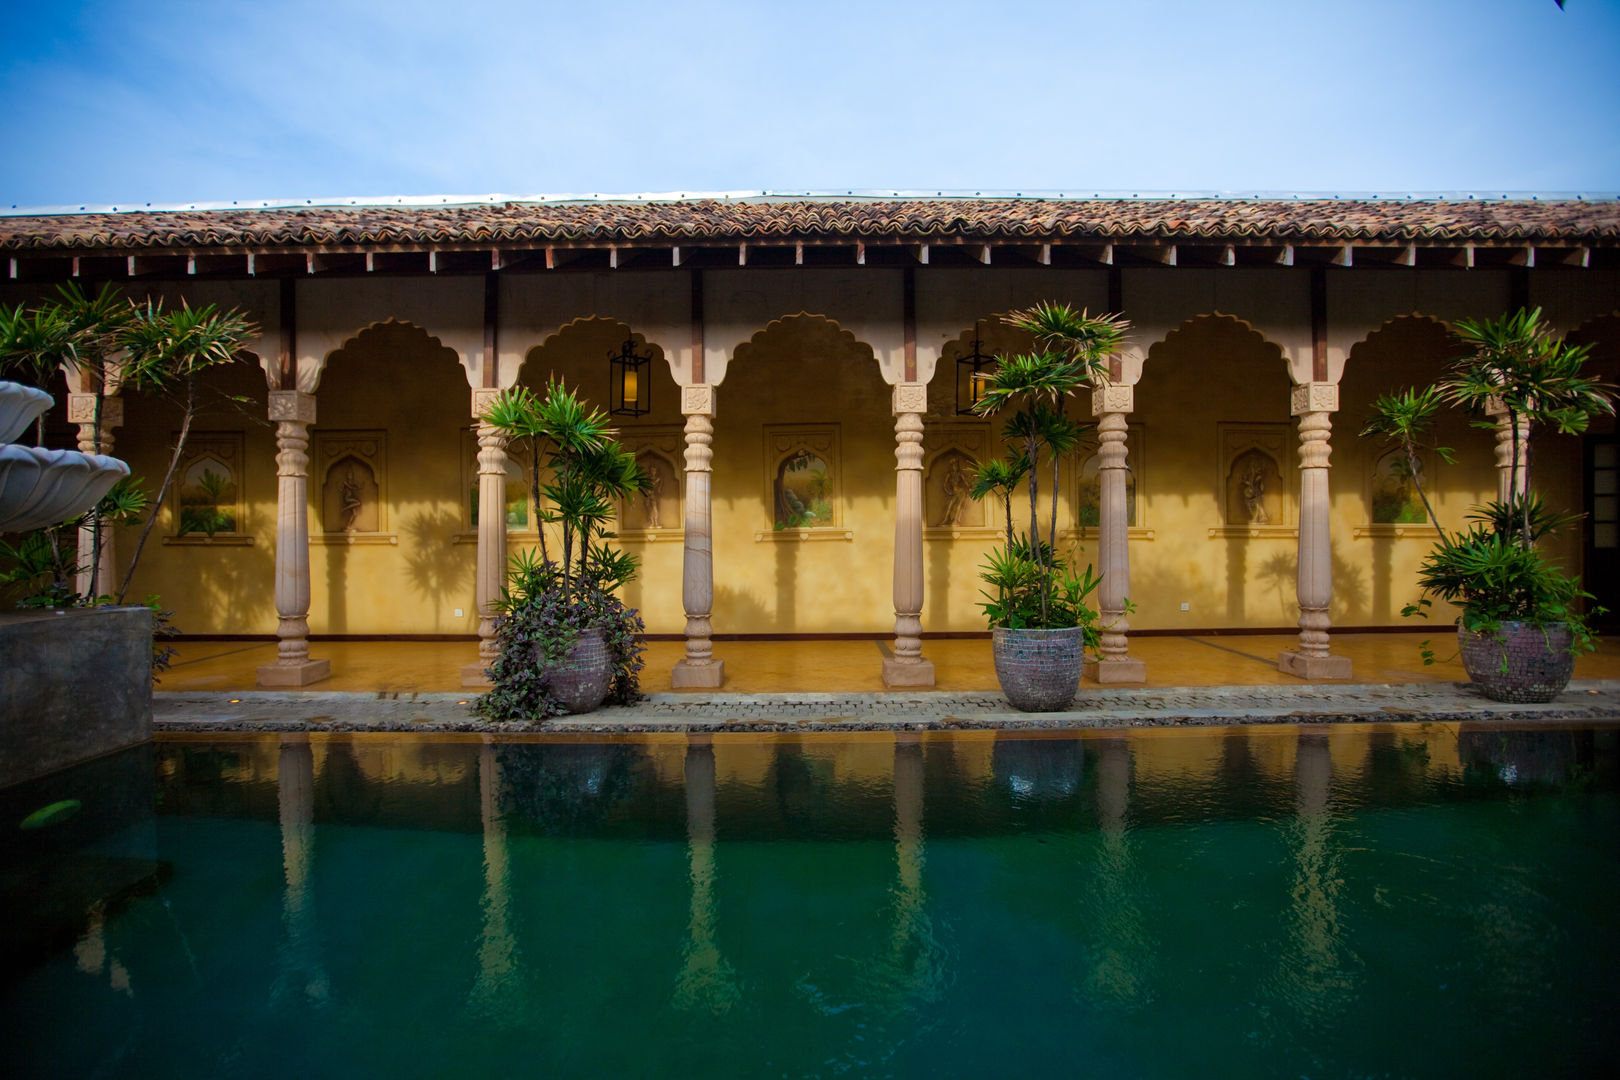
[166,432,249,544]
[922,422,997,538]
[1215,423,1295,533]
[615,427,684,537]
[763,425,841,533]
[316,430,385,535]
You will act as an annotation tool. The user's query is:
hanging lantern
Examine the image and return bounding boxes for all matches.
[609,337,652,417]
[956,324,995,415]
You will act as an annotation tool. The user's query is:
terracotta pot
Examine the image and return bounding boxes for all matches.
[537,626,613,714]
[1457,620,1575,704]
[993,626,1084,712]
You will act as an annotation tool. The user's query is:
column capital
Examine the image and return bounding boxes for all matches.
[681,383,716,417]
[1485,394,1511,417]
[1091,383,1134,415]
[1290,381,1339,416]
[67,392,122,427]
[891,382,927,415]
[268,390,317,424]
[471,386,503,419]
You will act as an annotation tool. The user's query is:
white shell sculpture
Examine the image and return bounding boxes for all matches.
[0,381,132,533]
[0,445,131,533]
[0,381,52,444]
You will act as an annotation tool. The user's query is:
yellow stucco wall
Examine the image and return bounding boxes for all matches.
[91,269,1610,639]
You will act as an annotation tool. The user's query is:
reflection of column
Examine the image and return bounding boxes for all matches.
[1084,737,1150,1004]
[258,391,330,686]
[68,392,122,597]
[277,740,328,1005]
[1269,731,1354,1013]
[673,385,724,688]
[1487,397,1530,503]
[675,736,737,1013]
[1089,386,1145,683]
[469,743,528,1024]
[463,389,508,687]
[884,384,935,687]
[881,733,941,1003]
[1279,383,1351,679]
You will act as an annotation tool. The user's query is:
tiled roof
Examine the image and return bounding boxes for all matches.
[1,197,1616,252]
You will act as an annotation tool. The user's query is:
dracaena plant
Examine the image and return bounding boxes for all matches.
[970,303,1125,629]
[1362,309,1615,659]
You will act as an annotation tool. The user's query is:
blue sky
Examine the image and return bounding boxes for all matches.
[1,0,1616,208]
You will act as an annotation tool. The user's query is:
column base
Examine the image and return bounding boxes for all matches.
[1085,657,1147,684]
[882,657,935,688]
[255,658,331,688]
[1277,651,1352,680]
[460,661,492,688]
[672,659,725,689]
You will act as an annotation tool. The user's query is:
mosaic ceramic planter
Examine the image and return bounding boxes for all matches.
[538,626,613,714]
[993,626,1085,712]
[1458,620,1575,704]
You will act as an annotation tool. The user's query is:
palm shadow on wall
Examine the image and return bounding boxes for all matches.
[402,508,474,632]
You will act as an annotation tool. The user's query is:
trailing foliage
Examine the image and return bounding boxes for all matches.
[476,379,651,721]
[476,553,645,722]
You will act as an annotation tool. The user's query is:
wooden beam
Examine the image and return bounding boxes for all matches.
[978,244,991,265]
[545,247,555,270]
[1039,243,1051,266]
[738,243,747,267]
[1310,267,1328,382]
[1221,244,1235,267]
[914,244,928,265]
[856,240,865,266]
[247,253,257,276]
[672,246,682,267]
[7,257,15,280]
[483,271,498,388]
[903,266,916,383]
[279,277,296,391]
[428,251,439,274]
[1280,244,1293,266]
[690,270,705,384]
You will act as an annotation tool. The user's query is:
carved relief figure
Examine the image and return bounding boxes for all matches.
[936,454,974,527]
[1241,463,1270,524]
[644,460,664,530]
[339,466,363,532]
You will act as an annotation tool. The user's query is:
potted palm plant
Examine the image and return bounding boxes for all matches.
[476,379,649,718]
[970,303,1125,711]
[1364,308,1614,702]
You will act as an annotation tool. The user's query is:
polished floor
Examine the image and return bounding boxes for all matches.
[159,632,1620,695]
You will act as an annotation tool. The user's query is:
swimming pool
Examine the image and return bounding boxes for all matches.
[4,723,1617,1078]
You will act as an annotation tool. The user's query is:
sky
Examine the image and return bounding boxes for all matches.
[0,0,1617,210]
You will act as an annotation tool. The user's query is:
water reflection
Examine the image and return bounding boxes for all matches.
[9,723,1617,1079]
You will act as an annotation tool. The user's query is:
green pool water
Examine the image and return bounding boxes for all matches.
[3,723,1618,1079]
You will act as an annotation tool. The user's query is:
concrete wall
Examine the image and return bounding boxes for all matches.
[0,606,153,789]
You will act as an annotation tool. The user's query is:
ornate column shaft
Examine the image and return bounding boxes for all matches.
[883,383,935,687]
[257,391,330,687]
[1279,382,1351,679]
[1487,398,1530,503]
[1088,385,1145,683]
[68,393,122,597]
[463,389,508,687]
[673,385,724,688]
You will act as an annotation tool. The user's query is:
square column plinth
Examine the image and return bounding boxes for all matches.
[1085,657,1148,684]
[673,659,726,689]
[881,658,936,688]
[256,658,331,687]
[1277,651,1352,680]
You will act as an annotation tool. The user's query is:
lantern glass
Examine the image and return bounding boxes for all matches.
[956,331,995,415]
[609,340,652,417]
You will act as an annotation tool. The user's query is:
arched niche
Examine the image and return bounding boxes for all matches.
[925,447,984,528]
[177,452,239,536]
[312,320,465,395]
[321,451,382,534]
[518,317,680,427]
[1224,443,1286,526]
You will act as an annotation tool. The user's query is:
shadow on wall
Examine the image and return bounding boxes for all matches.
[711,583,771,638]
[402,507,474,631]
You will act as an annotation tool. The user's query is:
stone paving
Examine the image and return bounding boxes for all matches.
[153,678,1620,734]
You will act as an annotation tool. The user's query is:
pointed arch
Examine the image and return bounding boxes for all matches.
[311,319,465,392]
[725,312,880,384]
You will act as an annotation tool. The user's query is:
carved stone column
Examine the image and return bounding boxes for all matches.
[68,393,122,597]
[1487,397,1530,503]
[1278,382,1351,679]
[257,391,330,687]
[673,385,724,688]
[462,388,508,688]
[1087,384,1146,684]
[883,383,935,688]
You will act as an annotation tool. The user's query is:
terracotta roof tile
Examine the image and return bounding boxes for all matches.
[1,197,1615,252]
